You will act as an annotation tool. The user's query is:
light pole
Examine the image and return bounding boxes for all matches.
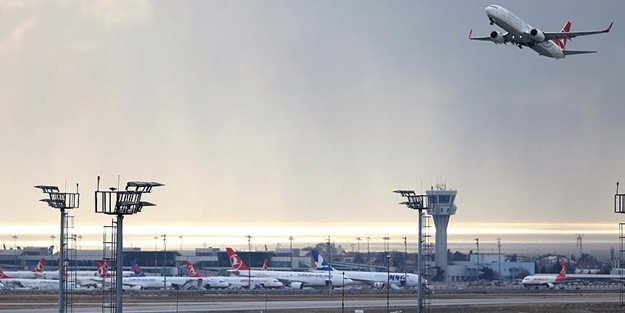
[246,235,252,288]
[289,236,294,270]
[179,235,183,251]
[387,254,391,313]
[153,236,158,271]
[366,237,370,271]
[382,236,391,253]
[475,238,480,281]
[403,236,408,283]
[162,234,167,289]
[341,271,345,313]
[36,183,80,313]
[12,235,18,267]
[497,238,502,281]
[50,235,56,250]
[394,189,428,313]
[327,235,332,293]
[77,235,82,251]
[356,237,361,270]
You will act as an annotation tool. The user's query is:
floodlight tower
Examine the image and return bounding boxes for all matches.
[95,177,163,313]
[394,189,427,313]
[426,184,457,281]
[35,183,79,313]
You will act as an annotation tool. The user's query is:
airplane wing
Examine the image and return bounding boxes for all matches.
[468,29,512,44]
[545,22,613,40]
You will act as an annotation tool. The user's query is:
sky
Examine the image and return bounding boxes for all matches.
[1,0,625,251]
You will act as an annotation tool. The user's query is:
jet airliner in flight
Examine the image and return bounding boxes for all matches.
[469,5,612,59]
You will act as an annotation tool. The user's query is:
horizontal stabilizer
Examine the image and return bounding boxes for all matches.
[563,50,597,55]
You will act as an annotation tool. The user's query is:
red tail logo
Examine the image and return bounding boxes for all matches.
[0,268,12,279]
[556,262,567,281]
[226,248,250,270]
[186,261,201,277]
[34,258,45,272]
[552,21,571,49]
[262,259,269,271]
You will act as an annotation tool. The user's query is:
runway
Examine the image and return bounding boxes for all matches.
[2,296,619,312]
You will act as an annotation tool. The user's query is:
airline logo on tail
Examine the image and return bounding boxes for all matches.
[185,261,201,278]
[226,248,250,271]
[0,268,12,279]
[552,21,571,49]
[311,249,335,271]
[131,259,145,277]
[96,260,111,278]
[34,258,45,273]
[556,262,568,282]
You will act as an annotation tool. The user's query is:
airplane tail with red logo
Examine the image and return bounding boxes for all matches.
[226,247,250,271]
[262,259,269,271]
[33,258,45,273]
[553,21,571,49]
[96,259,111,278]
[185,261,203,278]
[0,268,12,279]
[556,262,567,281]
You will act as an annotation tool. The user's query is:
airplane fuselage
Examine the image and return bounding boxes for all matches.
[485,5,565,58]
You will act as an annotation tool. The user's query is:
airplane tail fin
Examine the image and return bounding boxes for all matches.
[552,21,571,49]
[262,259,269,271]
[185,261,202,277]
[556,262,567,281]
[0,268,12,279]
[48,245,54,255]
[97,259,111,278]
[131,258,145,277]
[311,249,335,271]
[33,258,45,272]
[226,247,250,271]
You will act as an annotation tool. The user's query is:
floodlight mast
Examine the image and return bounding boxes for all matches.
[95,176,163,313]
[393,189,427,313]
[34,183,79,313]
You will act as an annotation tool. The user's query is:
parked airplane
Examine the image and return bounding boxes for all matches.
[123,259,229,290]
[0,258,45,279]
[469,5,612,58]
[185,261,282,289]
[225,247,353,288]
[40,258,135,279]
[311,250,421,289]
[522,262,567,289]
[0,268,61,290]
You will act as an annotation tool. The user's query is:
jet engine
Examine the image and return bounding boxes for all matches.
[529,28,546,42]
[372,282,385,289]
[547,283,555,289]
[489,31,505,44]
[290,282,304,289]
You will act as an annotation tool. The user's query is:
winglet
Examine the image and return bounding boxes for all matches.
[606,22,613,33]
[468,29,473,39]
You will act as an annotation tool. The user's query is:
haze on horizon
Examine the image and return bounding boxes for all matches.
[2,1,625,239]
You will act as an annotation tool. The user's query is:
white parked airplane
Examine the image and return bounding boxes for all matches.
[311,250,421,289]
[226,248,353,288]
[0,268,61,290]
[469,5,612,58]
[522,262,567,289]
[185,261,282,289]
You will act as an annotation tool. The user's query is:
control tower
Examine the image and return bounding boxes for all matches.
[426,184,457,281]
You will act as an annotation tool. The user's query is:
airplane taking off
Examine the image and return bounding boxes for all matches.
[469,5,612,59]
[522,262,567,289]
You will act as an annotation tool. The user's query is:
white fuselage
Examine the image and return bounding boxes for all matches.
[521,274,562,287]
[486,5,565,58]
[234,269,353,288]
[0,278,61,290]
[318,270,421,288]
